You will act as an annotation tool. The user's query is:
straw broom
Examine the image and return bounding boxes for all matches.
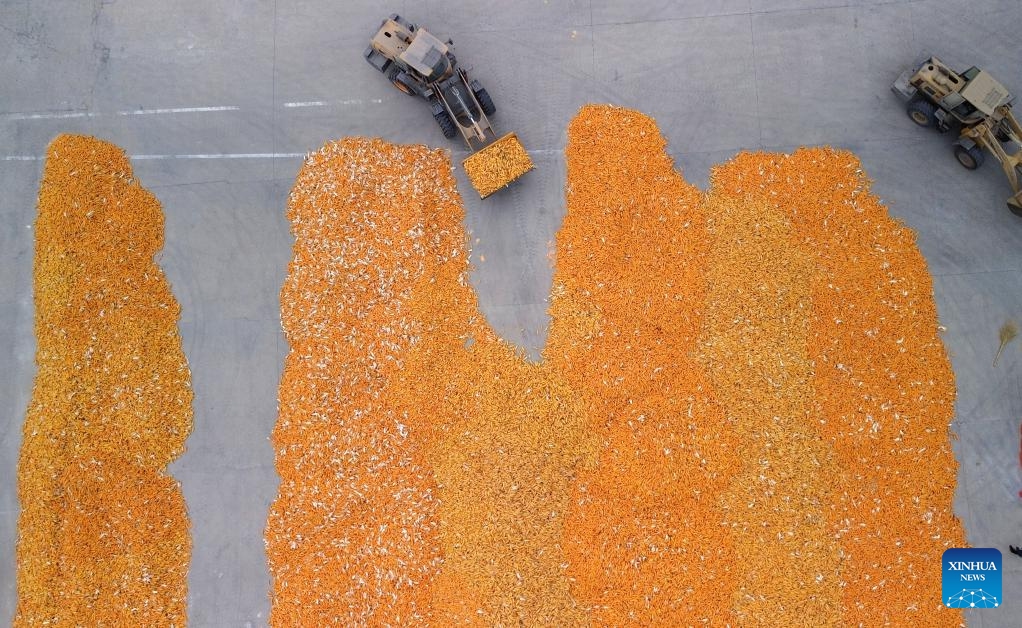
[994,320,1018,367]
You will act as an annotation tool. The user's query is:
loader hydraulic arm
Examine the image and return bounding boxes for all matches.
[960,106,1022,212]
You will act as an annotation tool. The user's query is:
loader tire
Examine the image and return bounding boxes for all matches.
[474,87,496,116]
[434,109,457,139]
[907,100,937,128]
[954,145,984,170]
[389,69,417,96]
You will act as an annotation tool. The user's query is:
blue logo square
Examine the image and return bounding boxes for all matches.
[942,548,1002,608]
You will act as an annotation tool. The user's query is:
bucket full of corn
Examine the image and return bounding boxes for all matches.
[462,132,533,199]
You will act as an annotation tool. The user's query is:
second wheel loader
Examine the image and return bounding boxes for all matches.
[893,55,1022,215]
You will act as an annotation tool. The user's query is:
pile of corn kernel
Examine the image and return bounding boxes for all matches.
[16,134,192,626]
[462,132,533,198]
[709,147,965,625]
[267,139,449,625]
[547,107,745,624]
[271,105,964,625]
[267,137,592,625]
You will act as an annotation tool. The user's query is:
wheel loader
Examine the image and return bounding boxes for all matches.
[892,55,1022,215]
[363,14,532,198]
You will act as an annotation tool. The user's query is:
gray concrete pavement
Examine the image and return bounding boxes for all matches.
[2,1,1021,625]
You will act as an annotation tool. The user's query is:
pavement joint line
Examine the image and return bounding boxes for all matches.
[934,268,1020,278]
[271,0,278,183]
[589,0,923,28]
[749,13,763,149]
[0,138,928,162]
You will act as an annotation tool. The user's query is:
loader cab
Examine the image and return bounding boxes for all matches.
[932,68,1013,126]
[942,67,982,120]
[910,58,1010,125]
[398,29,454,83]
[941,90,979,123]
[959,69,1012,117]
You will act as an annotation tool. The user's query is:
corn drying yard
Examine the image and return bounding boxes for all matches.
[2,1,1022,627]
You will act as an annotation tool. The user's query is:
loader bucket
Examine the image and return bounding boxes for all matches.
[462,132,533,199]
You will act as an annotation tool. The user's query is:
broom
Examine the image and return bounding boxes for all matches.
[994,320,1018,367]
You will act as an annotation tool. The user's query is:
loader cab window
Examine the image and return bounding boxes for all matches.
[962,67,980,81]
[953,101,977,119]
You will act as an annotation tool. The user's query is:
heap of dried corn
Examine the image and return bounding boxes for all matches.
[551,105,964,625]
[547,106,743,625]
[699,193,842,625]
[269,137,594,625]
[709,148,966,625]
[16,134,192,626]
[267,139,450,625]
[269,106,964,625]
[462,132,533,198]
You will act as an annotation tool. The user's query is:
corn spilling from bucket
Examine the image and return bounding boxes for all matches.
[16,134,193,627]
[462,132,533,198]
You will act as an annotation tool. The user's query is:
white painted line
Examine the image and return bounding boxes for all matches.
[3,106,240,120]
[283,98,383,108]
[3,153,306,162]
[130,153,307,160]
[5,100,385,119]
[116,106,240,116]
[3,111,95,120]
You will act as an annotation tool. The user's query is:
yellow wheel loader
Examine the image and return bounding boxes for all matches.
[364,14,533,198]
[893,55,1022,215]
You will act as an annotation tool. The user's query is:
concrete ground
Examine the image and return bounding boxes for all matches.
[2,0,1021,625]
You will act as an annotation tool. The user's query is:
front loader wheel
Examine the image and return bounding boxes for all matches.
[954,145,985,170]
[474,87,496,116]
[434,109,457,139]
[907,100,937,128]
[389,69,417,96]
